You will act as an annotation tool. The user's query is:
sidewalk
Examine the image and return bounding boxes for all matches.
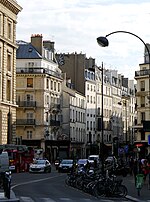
[123,174,150,201]
[0,189,19,201]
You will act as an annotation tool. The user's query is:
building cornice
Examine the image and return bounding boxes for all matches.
[1,0,22,15]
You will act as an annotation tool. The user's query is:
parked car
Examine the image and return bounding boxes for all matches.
[105,156,118,166]
[88,155,100,165]
[58,159,74,173]
[29,159,51,173]
[77,159,89,168]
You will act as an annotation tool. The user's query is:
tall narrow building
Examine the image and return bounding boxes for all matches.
[0,0,22,144]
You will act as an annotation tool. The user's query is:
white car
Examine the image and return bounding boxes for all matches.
[88,155,100,165]
[29,159,51,173]
[58,159,74,172]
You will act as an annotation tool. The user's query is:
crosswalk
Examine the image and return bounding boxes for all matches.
[18,196,129,202]
[18,196,150,202]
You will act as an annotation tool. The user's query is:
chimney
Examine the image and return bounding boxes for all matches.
[31,34,43,55]
[43,41,55,52]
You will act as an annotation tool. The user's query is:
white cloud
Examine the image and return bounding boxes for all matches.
[16,0,150,79]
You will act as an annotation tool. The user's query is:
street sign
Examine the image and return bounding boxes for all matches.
[148,135,150,145]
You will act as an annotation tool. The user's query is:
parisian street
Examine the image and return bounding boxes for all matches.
[11,166,130,202]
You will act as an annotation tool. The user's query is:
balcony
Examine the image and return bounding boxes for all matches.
[50,103,61,113]
[135,69,150,77]
[16,119,36,125]
[50,120,60,126]
[17,101,36,108]
[16,67,63,79]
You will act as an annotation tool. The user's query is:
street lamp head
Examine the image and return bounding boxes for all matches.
[97,36,109,47]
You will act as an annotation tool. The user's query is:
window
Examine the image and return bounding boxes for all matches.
[140,81,145,91]
[28,62,34,67]
[141,112,145,122]
[87,95,89,103]
[47,95,49,104]
[27,78,33,88]
[51,80,53,90]
[7,54,11,71]
[58,83,60,92]
[87,84,89,90]
[87,121,89,130]
[54,82,56,91]
[46,79,49,89]
[46,112,48,122]
[141,96,145,107]
[7,21,12,39]
[7,80,11,101]
[27,113,33,120]
[26,94,33,101]
[27,131,32,139]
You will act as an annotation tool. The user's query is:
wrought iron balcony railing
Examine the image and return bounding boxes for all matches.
[17,101,36,107]
[16,67,63,79]
[50,120,60,126]
[135,69,150,77]
[16,119,36,125]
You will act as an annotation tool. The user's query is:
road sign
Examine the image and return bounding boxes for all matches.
[148,135,150,145]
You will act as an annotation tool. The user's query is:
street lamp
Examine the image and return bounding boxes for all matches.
[97,30,150,154]
[97,30,150,97]
[96,63,104,173]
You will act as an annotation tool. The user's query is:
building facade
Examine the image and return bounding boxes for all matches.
[0,0,22,144]
[134,43,150,157]
[16,35,63,162]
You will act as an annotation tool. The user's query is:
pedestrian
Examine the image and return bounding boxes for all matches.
[141,159,149,183]
[129,156,134,176]
[146,158,150,189]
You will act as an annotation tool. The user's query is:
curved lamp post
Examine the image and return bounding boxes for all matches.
[96,30,150,159]
[97,31,150,56]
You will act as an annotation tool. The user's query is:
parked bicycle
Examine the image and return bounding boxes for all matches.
[65,167,128,199]
[93,173,127,198]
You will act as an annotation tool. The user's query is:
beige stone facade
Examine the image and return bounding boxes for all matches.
[0,0,22,144]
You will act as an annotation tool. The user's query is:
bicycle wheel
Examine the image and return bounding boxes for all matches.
[93,182,105,198]
[65,177,70,186]
[75,177,83,190]
[114,185,128,197]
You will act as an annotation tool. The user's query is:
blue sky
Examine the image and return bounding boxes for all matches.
[16,0,150,80]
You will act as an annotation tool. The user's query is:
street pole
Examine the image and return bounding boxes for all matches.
[101,62,104,174]
[125,100,128,144]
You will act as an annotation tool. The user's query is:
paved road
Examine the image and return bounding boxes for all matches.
[0,168,150,202]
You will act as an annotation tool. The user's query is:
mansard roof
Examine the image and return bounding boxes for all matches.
[16,42,42,59]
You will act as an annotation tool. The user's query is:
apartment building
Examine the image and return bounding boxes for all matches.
[134,43,150,156]
[85,69,97,156]
[16,34,63,162]
[0,0,22,144]
[61,77,86,159]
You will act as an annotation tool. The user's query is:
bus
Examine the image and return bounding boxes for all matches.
[0,144,34,172]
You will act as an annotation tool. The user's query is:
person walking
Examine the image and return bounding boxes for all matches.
[141,159,149,183]
[129,156,134,176]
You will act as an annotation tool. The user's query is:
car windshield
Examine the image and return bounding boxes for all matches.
[61,160,73,164]
[33,160,46,164]
[78,159,87,164]
[88,157,97,160]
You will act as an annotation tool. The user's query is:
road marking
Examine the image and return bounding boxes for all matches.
[0,192,4,198]
[20,196,34,201]
[41,198,56,202]
[12,174,65,189]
